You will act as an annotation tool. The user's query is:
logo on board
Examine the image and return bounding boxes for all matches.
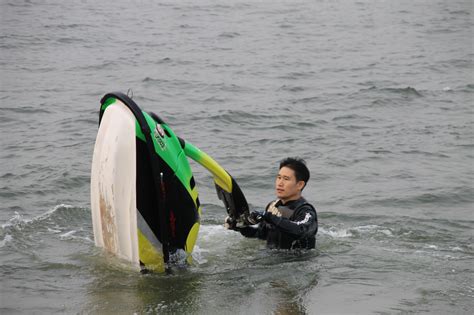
[154,124,166,150]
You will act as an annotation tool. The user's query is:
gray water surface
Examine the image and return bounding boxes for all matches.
[1,0,473,314]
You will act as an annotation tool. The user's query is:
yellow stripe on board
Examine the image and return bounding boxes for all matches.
[137,229,165,273]
[185,222,200,264]
[183,141,233,193]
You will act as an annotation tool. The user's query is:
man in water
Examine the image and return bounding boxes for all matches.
[226,157,318,249]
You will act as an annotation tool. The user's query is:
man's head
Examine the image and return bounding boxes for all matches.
[275,157,310,203]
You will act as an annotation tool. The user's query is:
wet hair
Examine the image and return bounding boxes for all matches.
[279,157,310,189]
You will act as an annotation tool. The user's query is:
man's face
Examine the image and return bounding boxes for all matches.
[275,166,305,202]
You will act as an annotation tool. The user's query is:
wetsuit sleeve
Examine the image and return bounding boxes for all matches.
[236,222,268,239]
[263,206,317,237]
[236,226,258,238]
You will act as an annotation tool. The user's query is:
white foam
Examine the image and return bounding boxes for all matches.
[1,204,75,229]
[59,230,77,239]
[198,224,239,240]
[353,225,393,236]
[190,245,208,265]
[320,227,353,238]
[1,212,28,229]
[320,224,396,239]
[0,234,13,247]
[354,224,380,231]
[35,204,75,221]
[57,229,94,243]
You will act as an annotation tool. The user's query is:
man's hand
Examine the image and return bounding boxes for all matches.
[224,216,236,230]
[247,211,264,225]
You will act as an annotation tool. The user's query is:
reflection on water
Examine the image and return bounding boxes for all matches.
[84,251,201,313]
[267,279,314,315]
[85,242,320,314]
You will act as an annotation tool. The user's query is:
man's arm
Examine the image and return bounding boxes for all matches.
[229,223,270,239]
[235,226,259,238]
[225,214,268,239]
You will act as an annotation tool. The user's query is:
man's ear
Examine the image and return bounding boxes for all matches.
[296,180,305,191]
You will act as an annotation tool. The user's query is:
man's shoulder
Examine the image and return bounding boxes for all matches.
[295,198,317,213]
[295,197,313,207]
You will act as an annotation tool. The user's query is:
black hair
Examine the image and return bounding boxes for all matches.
[279,157,310,189]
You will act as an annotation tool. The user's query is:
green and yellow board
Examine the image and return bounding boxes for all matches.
[91,92,248,272]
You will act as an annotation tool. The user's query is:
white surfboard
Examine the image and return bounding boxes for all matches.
[90,100,140,268]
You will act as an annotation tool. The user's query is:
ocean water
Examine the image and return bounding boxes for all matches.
[1,0,473,314]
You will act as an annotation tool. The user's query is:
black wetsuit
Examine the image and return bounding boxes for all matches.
[239,197,318,249]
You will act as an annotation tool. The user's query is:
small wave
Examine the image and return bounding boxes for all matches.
[320,223,394,239]
[332,114,375,122]
[54,173,90,190]
[142,77,168,83]
[142,77,170,84]
[360,186,474,208]
[203,110,282,126]
[319,227,353,238]
[203,96,227,104]
[1,205,93,251]
[1,204,90,232]
[0,234,13,248]
[142,77,197,90]
[59,230,77,239]
[1,211,30,229]
[156,57,173,64]
[401,149,450,158]
[385,86,422,96]
[336,124,368,131]
[449,9,470,15]
[278,85,305,92]
[362,86,423,97]
[57,37,86,44]
[0,186,18,199]
[367,149,393,155]
[350,225,394,237]
[69,117,97,126]
[218,32,241,38]
[43,23,92,30]
[278,71,315,80]
[291,96,321,105]
[461,84,474,92]
[413,246,470,261]
[6,2,32,7]
[297,120,328,128]
[78,60,119,71]
[2,106,52,114]
[58,229,93,243]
